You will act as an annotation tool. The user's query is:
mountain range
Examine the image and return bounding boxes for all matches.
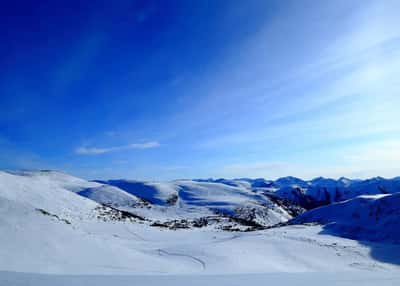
[1,169,400,282]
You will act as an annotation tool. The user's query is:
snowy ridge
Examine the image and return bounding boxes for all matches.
[0,170,99,221]
[208,176,400,209]
[78,185,144,209]
[95,178,292,228]
[290,193,400,243]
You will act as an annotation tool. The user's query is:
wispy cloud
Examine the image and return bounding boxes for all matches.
[75,141,160,155]
[217,139,400,180]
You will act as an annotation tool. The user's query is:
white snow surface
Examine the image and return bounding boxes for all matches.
[0,170,99,220]
[2,271,400,286]
[292,192,400,243]
[78,184,143,208]
[95,178,292,224]
[1,170,400,285]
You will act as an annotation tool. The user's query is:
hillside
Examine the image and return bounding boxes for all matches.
[290,193,400,243]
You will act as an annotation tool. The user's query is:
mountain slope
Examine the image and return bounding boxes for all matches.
[0,170,98,220]
[78,185,144,209]
[291,193,400,243]
[264,176,400,209]
[97,179,292,227]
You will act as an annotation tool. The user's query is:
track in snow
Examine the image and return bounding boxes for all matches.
[124,225,147,241]
[157,249,206,270]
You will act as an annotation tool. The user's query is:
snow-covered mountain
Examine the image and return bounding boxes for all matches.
[85,175,400,231]
[0,170,294,230]
[0,170,99,222]
[93,178,293,228]
[234,176,400,209]
[189,176,400,213]
[1,169,400,282]
[3,170,399,232]
[290,193,400,243]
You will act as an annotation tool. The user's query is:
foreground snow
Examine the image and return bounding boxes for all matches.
[2,214,400,274]
[2,271,400,286]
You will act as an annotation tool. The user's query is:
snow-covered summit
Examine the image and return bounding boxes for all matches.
[0,170,98,220]
[271,175,400,209]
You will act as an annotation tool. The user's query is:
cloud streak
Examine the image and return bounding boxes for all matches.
[217,139,400,180]
[75,141,160,155]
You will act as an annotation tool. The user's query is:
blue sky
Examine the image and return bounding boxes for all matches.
[1,0,400,180]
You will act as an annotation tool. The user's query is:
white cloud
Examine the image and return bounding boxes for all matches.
[75,141,160,155]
